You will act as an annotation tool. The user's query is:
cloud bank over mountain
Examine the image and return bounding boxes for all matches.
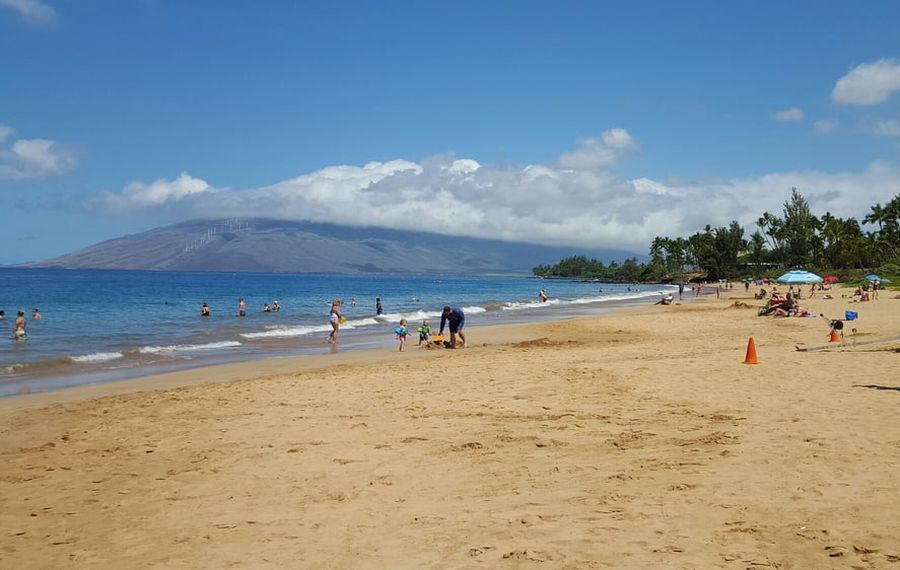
[102,128,900,253]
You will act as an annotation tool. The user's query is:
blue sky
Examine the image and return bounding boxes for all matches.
[2,1,900,264]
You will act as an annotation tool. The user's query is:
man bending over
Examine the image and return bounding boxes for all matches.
[439,305,467,348]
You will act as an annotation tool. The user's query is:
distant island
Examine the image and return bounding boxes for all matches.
[28,218,639,275]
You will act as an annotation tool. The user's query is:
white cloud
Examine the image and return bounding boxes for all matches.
[0,0,57,25]
[0,125,14,143]
[874,119,900,136]
[105,172,213,211]
[0,137,77,180]
[557,128,638,170]
[833,59,900,106]
[771,107,804,121]
[103,132,900,253]
[814,120,837,134]
[444,159,481,177]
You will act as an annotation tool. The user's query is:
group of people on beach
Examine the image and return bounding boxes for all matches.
[3,308,40,341]
[325,297,466,351]
[851,280,882,302]
[192,295,469,352]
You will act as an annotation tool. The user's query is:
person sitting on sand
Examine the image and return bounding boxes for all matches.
[754,288,767,300]
[766,293,797,317]
[654,293,674,305]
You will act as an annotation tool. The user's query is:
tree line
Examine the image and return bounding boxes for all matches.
[533,189,900,282]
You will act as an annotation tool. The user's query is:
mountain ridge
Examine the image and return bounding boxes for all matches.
[29,218,640,274]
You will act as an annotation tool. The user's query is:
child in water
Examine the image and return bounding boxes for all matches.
[395,318,409,351]
[416,319,431,346]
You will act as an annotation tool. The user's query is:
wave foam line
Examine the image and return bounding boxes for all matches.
[138,340,243,354]
[69,352,125,364]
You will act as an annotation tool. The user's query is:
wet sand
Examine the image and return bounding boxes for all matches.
[1,288,899,568]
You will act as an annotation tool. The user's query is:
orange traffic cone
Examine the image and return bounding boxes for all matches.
[829,329,841,343]
[743,337,759,364]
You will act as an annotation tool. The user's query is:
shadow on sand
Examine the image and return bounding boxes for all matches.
[854,384,900,392]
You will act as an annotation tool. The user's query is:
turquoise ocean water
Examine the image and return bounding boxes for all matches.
[0,268,674,396]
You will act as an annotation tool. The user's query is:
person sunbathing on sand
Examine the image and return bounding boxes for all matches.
[762,293,796,317]
[654,293,674,305]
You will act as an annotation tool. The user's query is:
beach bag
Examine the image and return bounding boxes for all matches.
[844,310,857,321]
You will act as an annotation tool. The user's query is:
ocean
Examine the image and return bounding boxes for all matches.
[0,268,674,396]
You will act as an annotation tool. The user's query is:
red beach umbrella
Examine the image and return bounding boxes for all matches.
[823,275,838,282]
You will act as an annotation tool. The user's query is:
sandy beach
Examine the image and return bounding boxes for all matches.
[1,288,898,568]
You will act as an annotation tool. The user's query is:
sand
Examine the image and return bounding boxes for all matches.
[1,288,899,568]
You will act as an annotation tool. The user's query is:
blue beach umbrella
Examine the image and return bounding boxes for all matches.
[865,274,891,282]
[776,269,823,284]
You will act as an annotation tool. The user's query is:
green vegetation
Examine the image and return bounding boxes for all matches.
[534,189,900,285]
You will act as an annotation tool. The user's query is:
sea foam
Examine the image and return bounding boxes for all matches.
[138,340,242,354]
[69,352,125,363]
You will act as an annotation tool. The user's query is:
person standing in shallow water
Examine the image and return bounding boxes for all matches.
[12,310,26,341]
[238,298,246,317]
[328,299,343,344]
[375,298,383,316]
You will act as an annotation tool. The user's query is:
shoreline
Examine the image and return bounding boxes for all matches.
[2,288,898,567]
[0,291,672,410]
[0,288,671,399]
[0,318,565,412]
